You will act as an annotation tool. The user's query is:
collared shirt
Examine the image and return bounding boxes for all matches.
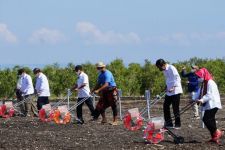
[35,72,50,97]
[77,72,90,98]
[163,64,183,96]
[16,76,22,90]
[198,80,222,111]
[98,70,116,87]
[20,73,34,96]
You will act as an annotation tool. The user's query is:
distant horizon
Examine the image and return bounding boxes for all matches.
[1,56,224,69]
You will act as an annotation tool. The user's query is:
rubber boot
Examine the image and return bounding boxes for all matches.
[211,129,224,144]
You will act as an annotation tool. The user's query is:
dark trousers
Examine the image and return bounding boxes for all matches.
[94,88,118,119]
[203,108,218,136]
[77,97,95,121]
[37,97,49,110]
[164,94,181,127]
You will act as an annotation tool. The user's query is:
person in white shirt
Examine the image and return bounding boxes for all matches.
[71,65,95,124]
[15,74,24,115]
[156,59,183,129]
[17,68,38,117]
[33,68,50,110]
[195,68,223,144]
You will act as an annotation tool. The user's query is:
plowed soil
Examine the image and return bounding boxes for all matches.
[0,98,225,150]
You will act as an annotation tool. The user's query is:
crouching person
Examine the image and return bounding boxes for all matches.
[91,62,118,125]
[18,68,38,117]
[195,68,223,144]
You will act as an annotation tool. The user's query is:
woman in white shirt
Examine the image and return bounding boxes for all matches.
[196,68,223,144]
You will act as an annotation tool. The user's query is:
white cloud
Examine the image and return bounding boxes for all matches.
[76,21,141,45]
[0,23,18,43]
[146,31,225,46]
[29,28,66,44]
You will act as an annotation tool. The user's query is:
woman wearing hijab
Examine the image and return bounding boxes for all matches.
[195,68,223,144]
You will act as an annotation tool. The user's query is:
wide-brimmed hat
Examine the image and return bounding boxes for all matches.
[96,62,106,68]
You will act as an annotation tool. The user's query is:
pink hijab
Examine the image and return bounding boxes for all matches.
[195,68,213,81]
[195,68,213,97]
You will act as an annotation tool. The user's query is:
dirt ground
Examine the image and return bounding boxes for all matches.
[1,98,225,150]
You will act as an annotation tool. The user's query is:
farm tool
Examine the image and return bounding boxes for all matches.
[143,101,198,144]
[39,89,72,123]
[123,90,198,144]
[123,91,166,131]
[0,96,35,118]
[52,94,95,124]
[39,88,95,124]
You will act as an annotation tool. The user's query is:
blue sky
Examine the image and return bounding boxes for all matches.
[0,0,225,67]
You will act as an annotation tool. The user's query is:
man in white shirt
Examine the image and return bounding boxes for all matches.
[33,68,50,110]
[71,65,95,124]
[18,68,38,117]
[15,74,24,115]
[156,59,183,129]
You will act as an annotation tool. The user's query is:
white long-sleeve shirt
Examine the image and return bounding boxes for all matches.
[16,76,22,90]
[35,72,50,97]
[163,64,183,96]
[198,79,222,111]
[20,73,34,96]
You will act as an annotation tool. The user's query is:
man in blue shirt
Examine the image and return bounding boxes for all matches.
[91,62,118,125]
[181,65,200,119]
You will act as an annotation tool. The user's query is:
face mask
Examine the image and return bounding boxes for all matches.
[97,70,102,74]
[198,78,204,83]
[191,69,195,73]
[76,71,80,76]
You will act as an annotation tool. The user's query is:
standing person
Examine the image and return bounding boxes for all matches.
[33,68,50,111]
[195,68,223,144]
[91,62,118,125]
[155,59,183,129]
[15,73,24,116]
[181,65,200,119]
[71,65,95,124]
[18,68,38,117]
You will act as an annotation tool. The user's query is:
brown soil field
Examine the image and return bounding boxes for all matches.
[0,97,225,150]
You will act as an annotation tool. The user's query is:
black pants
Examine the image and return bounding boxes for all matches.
[203,108,218,136]
[164,94,181,127]
[77,97,95,121]
[37,97,49,110]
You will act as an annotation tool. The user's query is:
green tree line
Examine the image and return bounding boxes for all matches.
[0,57,225,99]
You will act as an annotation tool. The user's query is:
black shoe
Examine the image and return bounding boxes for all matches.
[76,119,84,125]
[174,125,181,130]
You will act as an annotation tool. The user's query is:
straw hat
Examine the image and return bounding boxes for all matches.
[96,62,106,68]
